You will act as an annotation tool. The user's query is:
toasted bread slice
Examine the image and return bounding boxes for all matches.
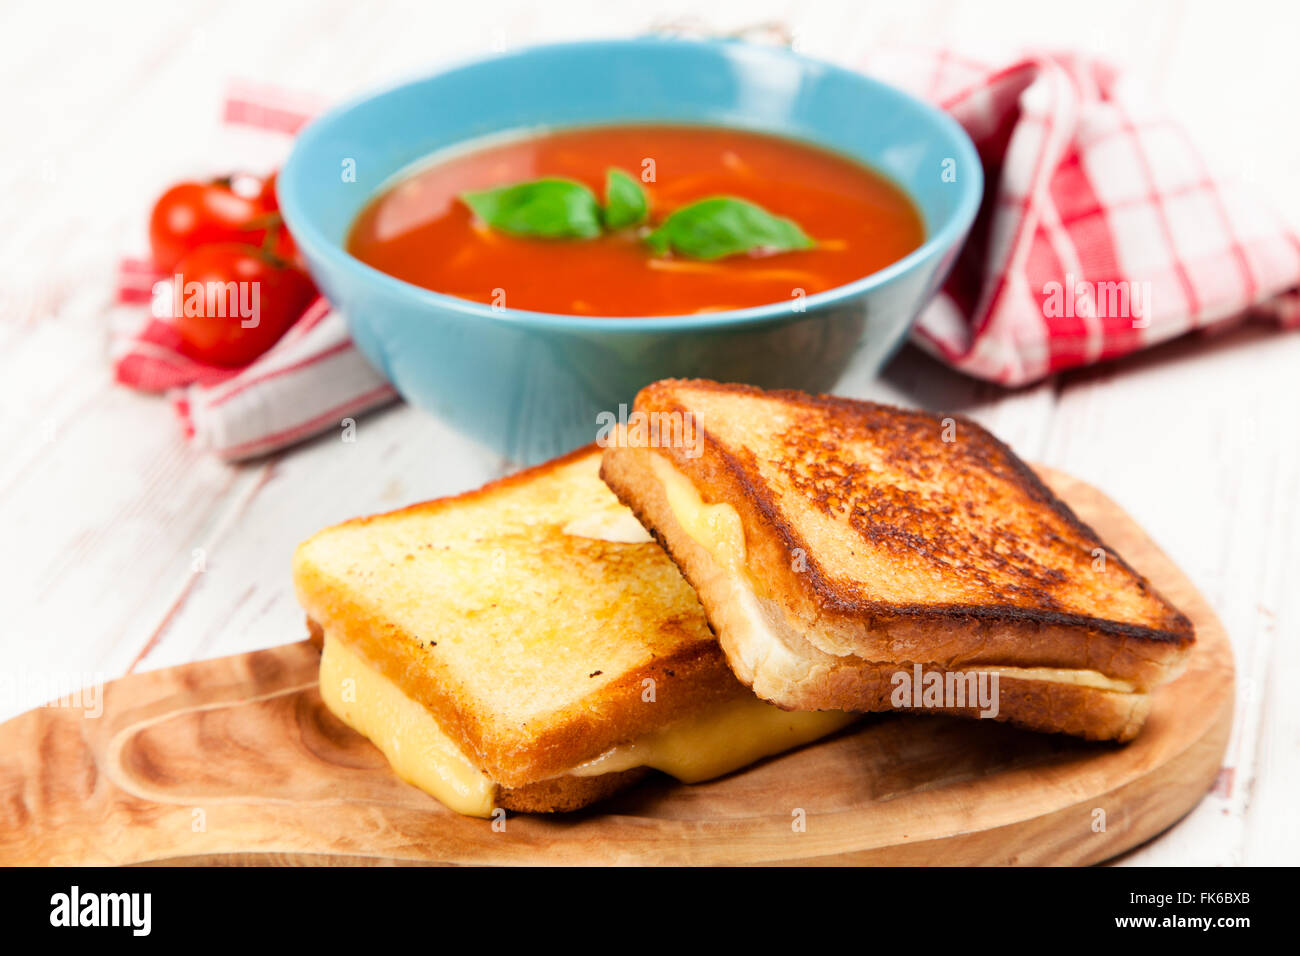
[303,617,652,813]
[295,445,854,815]
[600,380,1194,741]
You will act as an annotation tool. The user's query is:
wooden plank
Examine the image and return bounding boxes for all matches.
[136,405,506,671]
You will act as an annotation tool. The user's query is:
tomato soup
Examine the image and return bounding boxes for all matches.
[347,124,924,317]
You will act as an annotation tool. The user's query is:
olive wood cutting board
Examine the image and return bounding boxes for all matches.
[0,467,1234,865]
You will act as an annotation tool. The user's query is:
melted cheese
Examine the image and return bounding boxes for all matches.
[648,452,747,573]
[571,698,855,781]
[646,452,1139,696]
[319,632,855,818]
[320,634,496,817]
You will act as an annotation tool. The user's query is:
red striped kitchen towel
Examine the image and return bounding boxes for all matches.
[111,279,397,459]
[862,47,1300,382]
[113,56,1300,460]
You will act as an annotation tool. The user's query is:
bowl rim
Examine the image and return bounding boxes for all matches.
[279,36,983,334]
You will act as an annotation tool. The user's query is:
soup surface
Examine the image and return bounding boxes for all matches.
[348,124,924,317]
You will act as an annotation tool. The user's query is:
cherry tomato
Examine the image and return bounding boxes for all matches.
[169,243,317,367]
[255,171,304,263]
[264,213,300,266]
[149,177,269,271]
[258,171,280,212]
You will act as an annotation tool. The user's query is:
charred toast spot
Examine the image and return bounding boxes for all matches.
[768,415,1078,611]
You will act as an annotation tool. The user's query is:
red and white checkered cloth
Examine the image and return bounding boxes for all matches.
[113,53,1300,460]
[864,48,1300,381]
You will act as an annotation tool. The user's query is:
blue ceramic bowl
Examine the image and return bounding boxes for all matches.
[279,38,982,462]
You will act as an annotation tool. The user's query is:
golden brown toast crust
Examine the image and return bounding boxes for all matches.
[294,445,745,790]
[600,380,1194,738]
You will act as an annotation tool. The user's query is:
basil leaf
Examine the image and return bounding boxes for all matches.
[645,197,814,260]
[603,168,648,229]
[460,178,602,239]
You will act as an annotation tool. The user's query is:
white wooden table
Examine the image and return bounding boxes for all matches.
[2,0,1297,866]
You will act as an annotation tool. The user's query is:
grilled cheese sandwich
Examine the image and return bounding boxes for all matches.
[296,445,855,816]
[601,379,1194,742]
